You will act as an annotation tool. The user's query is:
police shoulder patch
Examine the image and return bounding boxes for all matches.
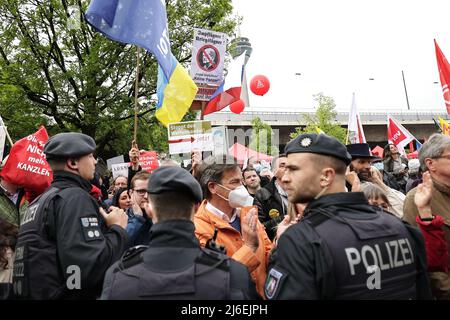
[80,216,103,242]
[264,267,284,299]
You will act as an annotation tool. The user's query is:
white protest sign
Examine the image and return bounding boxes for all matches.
[168,121,213,155]
[190,28,227,88]
[111,162,129,179]
[106,155,125,170]
[211,126,228,157]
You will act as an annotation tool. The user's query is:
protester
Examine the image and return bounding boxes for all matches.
[254,154,288,240]
[406,158,422,193]
[103,175,128,208]
[413,172,448,274]
[0,213,18,299]
[100,166,258,299]
[360,182,392,212]
[372,159,401,191]
[111,188,144,239]
[12,132,128,299]
[126,171,152,247]
[403,133,450,299]
[266,133,431,300]
[242,167,261,197]
[383,143,409,193]
[127,140,142,188]
[195,155,272,298]
[345,143,405,218]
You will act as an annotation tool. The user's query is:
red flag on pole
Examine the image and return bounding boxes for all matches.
[0,126,52,196]
[387,115,416,155]
[434,39,450,115]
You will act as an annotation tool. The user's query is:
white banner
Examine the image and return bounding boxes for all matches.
[190,28,227,87]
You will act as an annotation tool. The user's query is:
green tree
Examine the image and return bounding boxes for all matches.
[290,93,347,143]
[0,0,238,159]
[249,117,279,156]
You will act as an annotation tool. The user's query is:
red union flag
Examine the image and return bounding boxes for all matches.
[435,39,450,115]
[0,126,52,195]
[387,115,415,153]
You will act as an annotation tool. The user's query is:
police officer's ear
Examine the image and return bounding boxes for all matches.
[67,158,78,170]
[320,168,335,187]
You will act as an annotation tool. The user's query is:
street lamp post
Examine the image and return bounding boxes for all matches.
[401,70,411,110]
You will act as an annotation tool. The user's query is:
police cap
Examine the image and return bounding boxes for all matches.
[285,133,352,165]
[147,166,203,203]
[44,132,96,160]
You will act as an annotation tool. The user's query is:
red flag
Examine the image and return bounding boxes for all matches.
[0,126,52,195]
[387,115,415,152]
[435,39,450,115]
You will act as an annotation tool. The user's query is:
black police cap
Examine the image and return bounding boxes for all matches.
[44,132,96,160]
[148,166,203,203]
[285,133,352,165]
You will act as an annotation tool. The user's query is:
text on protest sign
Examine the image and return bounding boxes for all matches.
[168,121,213,155]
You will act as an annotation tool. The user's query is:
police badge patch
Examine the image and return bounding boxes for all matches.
[80,216,103,242]
[264,268,284,299]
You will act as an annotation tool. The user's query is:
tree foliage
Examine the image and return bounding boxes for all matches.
[290,93,347,143]
[249,117,279,156]
[0,0,238,159]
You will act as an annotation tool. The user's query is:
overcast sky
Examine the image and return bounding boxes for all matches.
[230,0,450,113]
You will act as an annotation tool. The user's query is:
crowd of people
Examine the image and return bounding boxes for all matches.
[0,131,449,300]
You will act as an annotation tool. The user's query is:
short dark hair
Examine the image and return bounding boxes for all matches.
[242,167,257,178]
[271,154,286,170]
[131,171,151,189]
[149,192,195,221]
[199,155,240,200]
[310,153,347,175]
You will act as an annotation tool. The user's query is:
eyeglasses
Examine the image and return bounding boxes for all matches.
[433,155,450,160]
[134,189,148,196]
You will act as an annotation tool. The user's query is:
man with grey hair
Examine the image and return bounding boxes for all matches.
[403,133,450,300]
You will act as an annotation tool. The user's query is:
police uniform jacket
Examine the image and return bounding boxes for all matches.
[16,171,128,299]
[266,192,432,300]
[100,219,259,300]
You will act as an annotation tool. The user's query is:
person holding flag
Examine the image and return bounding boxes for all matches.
[85,0,197,127]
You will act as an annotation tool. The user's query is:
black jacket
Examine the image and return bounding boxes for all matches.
[266,192,432,300]
[100,219,260,299]
[253,178,286,240]
[45,171,128,299]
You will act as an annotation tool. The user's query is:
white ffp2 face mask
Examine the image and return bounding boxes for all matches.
[217,184,254,208]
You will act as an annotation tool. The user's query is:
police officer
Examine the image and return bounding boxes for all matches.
[265,133,431,300]
[13,132,128,299]
[100,166,259,299]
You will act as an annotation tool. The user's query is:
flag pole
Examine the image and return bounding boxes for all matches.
[200,101,205,120]
[134,47,141,144]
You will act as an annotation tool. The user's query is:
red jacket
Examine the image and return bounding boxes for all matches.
[416,215,448,273]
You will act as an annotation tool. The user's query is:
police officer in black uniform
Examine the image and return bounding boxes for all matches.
[13,132,128,299]
[100,166,259,300]
[265,133,431,300]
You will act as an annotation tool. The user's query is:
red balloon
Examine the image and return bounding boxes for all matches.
[230,99,245,114]
[250,75,270,96]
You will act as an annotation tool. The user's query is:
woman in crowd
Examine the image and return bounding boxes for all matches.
[111,188,144,238]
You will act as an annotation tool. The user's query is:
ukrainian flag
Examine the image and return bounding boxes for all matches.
[85,0,197,127]
[156,56,198,126]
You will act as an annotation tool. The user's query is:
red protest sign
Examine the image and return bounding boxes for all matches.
[1,126,53,195]
[138,151,159,173]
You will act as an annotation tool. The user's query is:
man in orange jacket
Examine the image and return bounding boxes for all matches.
[194,156,273,298]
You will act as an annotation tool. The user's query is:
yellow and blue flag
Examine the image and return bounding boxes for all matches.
[85,0,197,126]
